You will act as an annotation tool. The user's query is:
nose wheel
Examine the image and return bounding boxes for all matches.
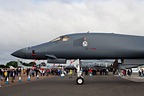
[76,77,84,85]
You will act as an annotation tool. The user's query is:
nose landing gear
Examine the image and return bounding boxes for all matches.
[76,76,84,85]
[73,59,85,85]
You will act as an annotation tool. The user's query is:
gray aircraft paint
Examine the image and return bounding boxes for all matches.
[11,33,144,60]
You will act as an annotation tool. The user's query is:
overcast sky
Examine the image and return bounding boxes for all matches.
[0,0,144,64]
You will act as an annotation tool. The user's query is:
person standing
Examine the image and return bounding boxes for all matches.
[127,69,131,76]
[26,68,30,77]
[4,69,8,81]
[139,69,142,76]
[11,69,15,82]
[0,68,3,81]
[69,69,73,78]
[89,68,93,76]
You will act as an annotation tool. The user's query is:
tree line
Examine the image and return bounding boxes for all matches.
[0,61,36,68]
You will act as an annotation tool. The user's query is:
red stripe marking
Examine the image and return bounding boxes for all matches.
[90,48,96,50]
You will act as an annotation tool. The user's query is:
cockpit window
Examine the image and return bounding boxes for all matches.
[61,36,69,41]
[51,36,69,42]
[51,37,61,42]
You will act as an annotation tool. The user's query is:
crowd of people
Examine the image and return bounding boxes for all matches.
[121,69,133,77]
[0,67,66,83]
[82,68,109,76]
[0,68,22,82]
[0,67,111,82]
[1,66,142,85]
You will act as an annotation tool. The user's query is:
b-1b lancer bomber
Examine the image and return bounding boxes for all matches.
[11,32,144,84]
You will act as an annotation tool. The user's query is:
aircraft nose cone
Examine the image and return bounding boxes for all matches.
[11,49,26,58]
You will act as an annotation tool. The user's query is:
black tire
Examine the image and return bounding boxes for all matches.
[76,77,84,85]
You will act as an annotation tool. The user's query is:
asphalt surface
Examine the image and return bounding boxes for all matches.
[1,75,144,96]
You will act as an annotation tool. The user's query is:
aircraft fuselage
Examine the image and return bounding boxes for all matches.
[11,33,144,60]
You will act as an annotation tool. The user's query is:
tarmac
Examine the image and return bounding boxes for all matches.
[1,74,144,96]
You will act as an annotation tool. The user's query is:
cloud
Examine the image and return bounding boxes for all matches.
[0,0,144,64]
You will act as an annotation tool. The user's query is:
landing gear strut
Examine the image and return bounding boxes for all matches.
[74,59,84,85]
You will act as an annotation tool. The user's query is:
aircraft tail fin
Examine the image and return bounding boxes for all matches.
[9,66,15,69]
[17,60,28,69]
[17,60,23,66]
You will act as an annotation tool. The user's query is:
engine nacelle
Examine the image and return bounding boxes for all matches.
[47,58,66,64]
